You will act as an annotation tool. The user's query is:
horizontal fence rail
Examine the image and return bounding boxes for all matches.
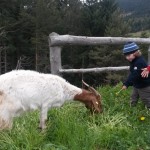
[49,33,150,47]
[59,66,130,73]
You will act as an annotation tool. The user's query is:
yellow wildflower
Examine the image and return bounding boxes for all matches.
[140,116,145,121]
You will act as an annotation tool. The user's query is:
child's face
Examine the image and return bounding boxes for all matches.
[125,53,135,62]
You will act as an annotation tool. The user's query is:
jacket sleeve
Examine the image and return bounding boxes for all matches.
[124,58,147,87]
[147,65,150,72]
[123,73,134,87]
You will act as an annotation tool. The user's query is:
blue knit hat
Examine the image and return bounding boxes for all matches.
[123,42,139,55]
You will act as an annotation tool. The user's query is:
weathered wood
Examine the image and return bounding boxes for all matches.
[49,33,62,75]
[49,34,150,46]
[59,66,129,73]
[49,32,150,75]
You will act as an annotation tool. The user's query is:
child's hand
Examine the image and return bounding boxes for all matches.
[141,68,149,78]
[122,85,127,90]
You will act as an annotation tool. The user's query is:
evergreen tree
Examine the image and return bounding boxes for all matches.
[80,0,130,85]
[0,0,21,71]
[0,0,131,86]
[81,0,118,36]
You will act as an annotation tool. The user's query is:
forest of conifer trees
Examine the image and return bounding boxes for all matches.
[0,0,149,86]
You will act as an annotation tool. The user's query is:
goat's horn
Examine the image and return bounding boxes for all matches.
[82,80,90,88]
[82,80,99,96]
[89,86,100,96]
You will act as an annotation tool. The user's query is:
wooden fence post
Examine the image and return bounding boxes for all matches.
[49,32,62,75]
[148,45,150,65]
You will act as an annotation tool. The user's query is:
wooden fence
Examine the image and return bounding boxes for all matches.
[48,32,150,75]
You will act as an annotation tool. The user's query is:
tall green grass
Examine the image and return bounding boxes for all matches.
[0,83,150,150]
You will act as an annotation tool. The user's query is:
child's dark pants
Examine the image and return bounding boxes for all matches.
[131,86,150,108]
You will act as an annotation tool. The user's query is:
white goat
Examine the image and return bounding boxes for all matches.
[0,70,102,130]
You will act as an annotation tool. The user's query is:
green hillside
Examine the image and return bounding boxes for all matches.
[117,0,150,16]
[116,0,150,32]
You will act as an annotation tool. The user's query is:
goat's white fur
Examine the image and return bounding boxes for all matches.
[0,70,82,130]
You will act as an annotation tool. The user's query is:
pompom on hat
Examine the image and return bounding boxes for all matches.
[123,42,139,55]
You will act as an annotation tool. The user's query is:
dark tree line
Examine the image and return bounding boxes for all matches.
[1,0,144,86]
[117,0,150,32]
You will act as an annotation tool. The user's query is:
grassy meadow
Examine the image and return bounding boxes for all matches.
[0,83,150,150]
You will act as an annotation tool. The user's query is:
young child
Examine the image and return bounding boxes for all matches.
[121,42,150,108]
